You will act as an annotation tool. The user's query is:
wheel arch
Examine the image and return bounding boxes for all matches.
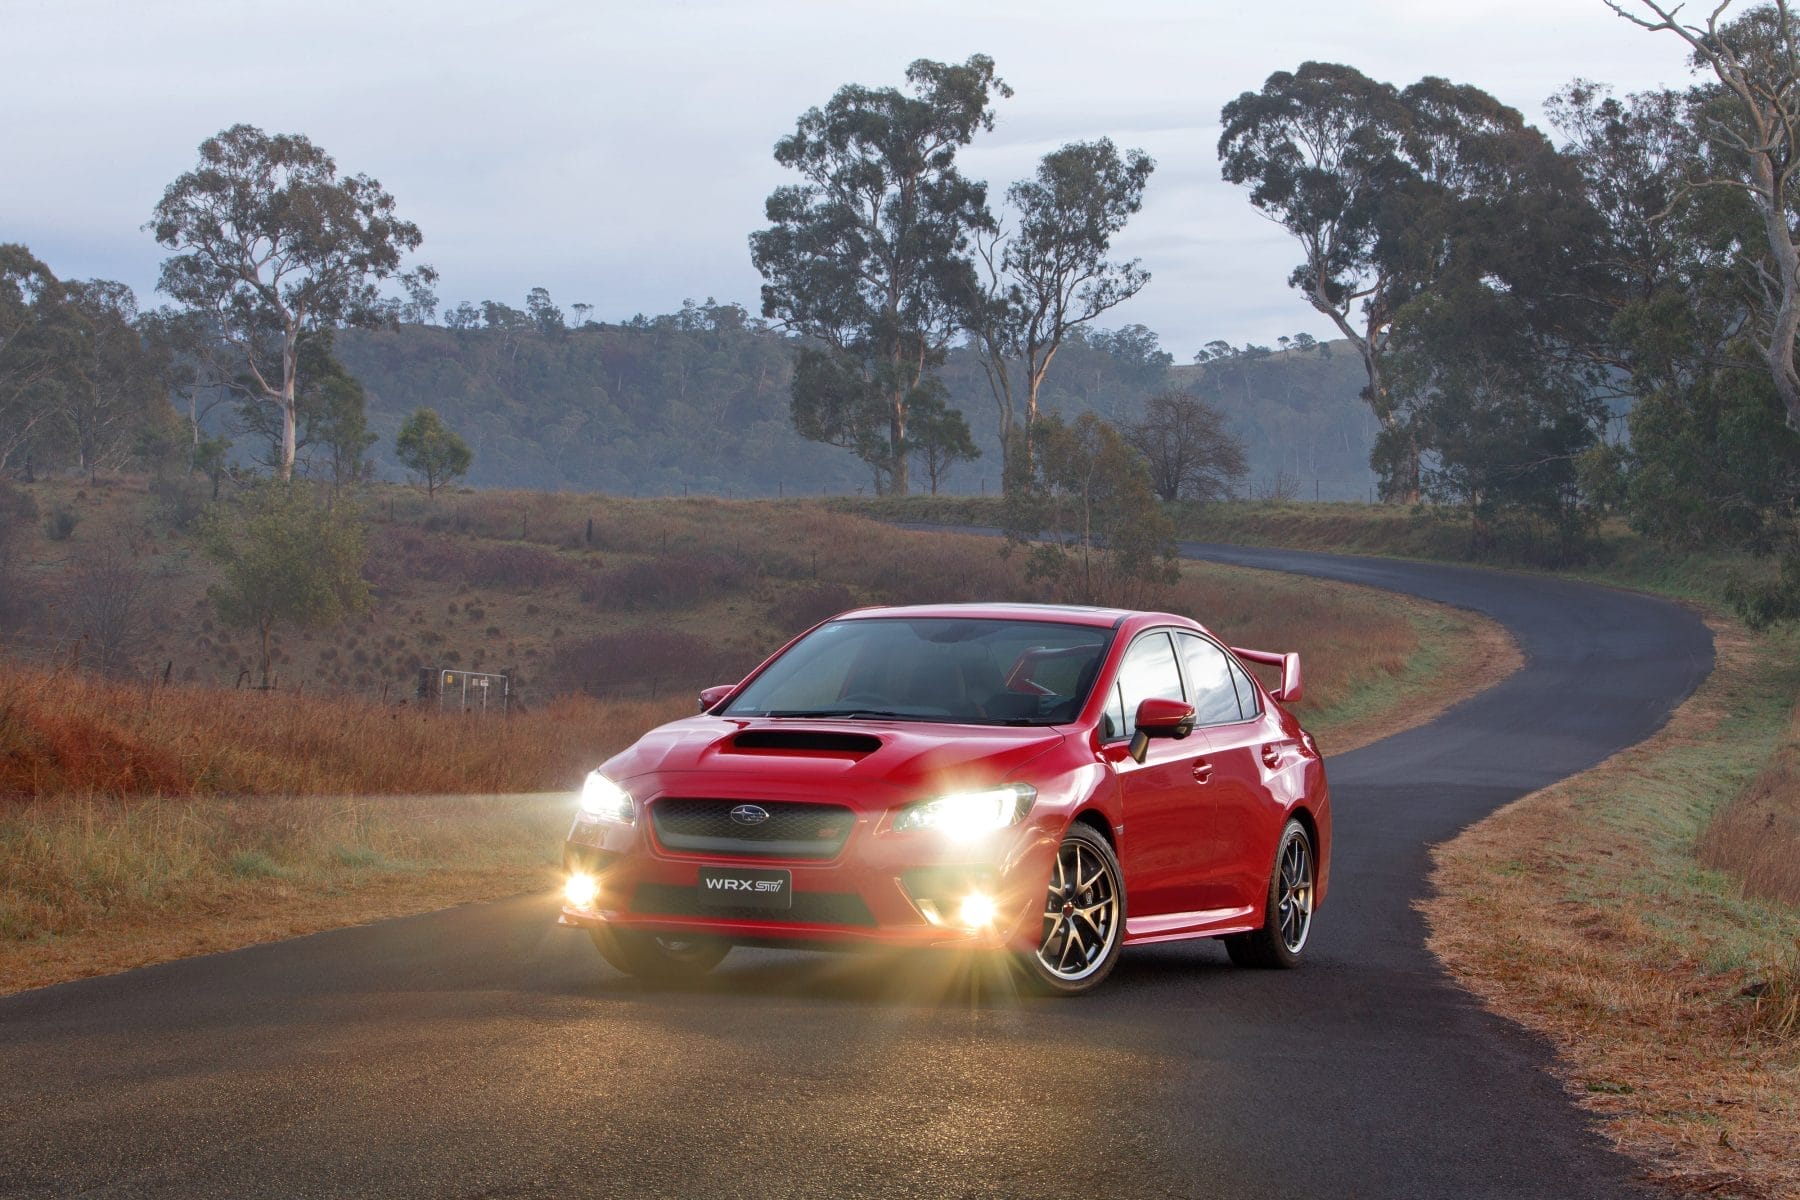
[1286,802,1326,905]
[1070,808,1116,849]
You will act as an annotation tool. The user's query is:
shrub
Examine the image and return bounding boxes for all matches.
[43,506,79,541]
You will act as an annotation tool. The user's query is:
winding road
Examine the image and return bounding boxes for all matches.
[0,544,1714,1199]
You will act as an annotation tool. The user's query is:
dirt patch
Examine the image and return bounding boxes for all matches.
[1422,616,1800,1200]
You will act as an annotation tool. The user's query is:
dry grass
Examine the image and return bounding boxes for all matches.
[0,792,572,994]
[1699,706,1800,910]
[1423,618,1800,1200]
[0,664,688,798]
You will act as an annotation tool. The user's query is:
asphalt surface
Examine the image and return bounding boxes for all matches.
[0,544,1715,1199]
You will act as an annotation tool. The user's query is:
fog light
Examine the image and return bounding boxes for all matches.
[959,893,997,929]
[565,871,600,910]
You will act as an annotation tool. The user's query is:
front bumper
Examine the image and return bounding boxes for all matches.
[558,808,1058,953]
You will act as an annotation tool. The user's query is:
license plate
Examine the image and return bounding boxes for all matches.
[697,866,793,910]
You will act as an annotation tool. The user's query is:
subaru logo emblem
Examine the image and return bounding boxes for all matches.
[730,804,770,826]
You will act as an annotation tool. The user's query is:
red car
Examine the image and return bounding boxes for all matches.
[559,603,1330,995]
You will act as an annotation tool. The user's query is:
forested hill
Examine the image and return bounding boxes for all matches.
[334,305,1377,498]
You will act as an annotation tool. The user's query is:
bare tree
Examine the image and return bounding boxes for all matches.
[1124,389,1249,502]
[59,543,160,678]
[1610,0,1800,431]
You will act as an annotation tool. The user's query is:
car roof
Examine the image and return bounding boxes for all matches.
[831,602,1204,633]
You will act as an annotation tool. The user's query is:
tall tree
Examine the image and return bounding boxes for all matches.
[1219,63,1412,494]
[964,139,1154,483]
[149,124,434,480]
[751,55,1008,495]
[394,407,472,497]
[1609,0,1800,433]
[0,245,82,472]
[58,280,174,479]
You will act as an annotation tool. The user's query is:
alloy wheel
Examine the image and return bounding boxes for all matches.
[1036,836,1121,982]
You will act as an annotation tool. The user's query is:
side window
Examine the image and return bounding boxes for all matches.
[1178,633,1245,725]
[1224,653,1262,719]
[1116,631,1184,740]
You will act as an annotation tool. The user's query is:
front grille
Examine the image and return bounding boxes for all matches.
[650,798,855,860]
[629,883,876,927]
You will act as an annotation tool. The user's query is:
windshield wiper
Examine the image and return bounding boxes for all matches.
[764,708,914,720]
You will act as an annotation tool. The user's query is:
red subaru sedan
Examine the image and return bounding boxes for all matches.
[559,603,1330,995]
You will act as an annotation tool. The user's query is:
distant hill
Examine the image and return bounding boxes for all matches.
[331,307,1379,500]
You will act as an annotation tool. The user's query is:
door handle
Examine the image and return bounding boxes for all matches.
[1192,759,1214,783]
[1262,744,1282,769]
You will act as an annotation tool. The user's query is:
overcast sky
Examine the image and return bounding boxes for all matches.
[4,0,1701,360]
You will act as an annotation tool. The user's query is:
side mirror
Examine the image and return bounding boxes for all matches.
[1270,653,1303,705]
[697,684,735,712]
[1128,697,1197,763]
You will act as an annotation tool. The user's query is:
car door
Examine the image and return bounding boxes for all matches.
[1177,632,1278,912]
[1108,630,1213,917]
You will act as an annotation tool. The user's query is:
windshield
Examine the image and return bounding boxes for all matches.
[722,617,1114,725]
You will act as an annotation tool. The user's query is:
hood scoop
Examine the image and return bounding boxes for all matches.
[728,729,882,757]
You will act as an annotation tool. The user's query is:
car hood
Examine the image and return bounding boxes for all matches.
[600,715,1070,802]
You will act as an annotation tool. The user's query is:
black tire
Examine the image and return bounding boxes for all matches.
[590,927,730,982]
[1018,822,1125,996]
[1225,817,1315,969]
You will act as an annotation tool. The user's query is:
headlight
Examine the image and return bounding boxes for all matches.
[893,784,1036,840]
[578,771,635,824]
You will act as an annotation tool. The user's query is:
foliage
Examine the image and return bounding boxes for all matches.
[963,138,1154,481]
[41,505,79,542]
[236,332,377,485]
[1003,412,1178,607]
[393,407,472,497]
[0,245,174,476]
[1124,388,1248,502]
[751,56,1008,495]
[1551,73,1800,618]
[906,381,980,494]
[149,124,435,479]
[199,482,371,686]
[1220,64,1607,504]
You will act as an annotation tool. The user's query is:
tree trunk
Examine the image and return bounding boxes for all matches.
[1754,155,1800,432]
[279,327,299,481]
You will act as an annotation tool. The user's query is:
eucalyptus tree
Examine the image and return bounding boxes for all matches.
[0,244,80,472]
[1609,0,1800,433]
[1221,65,1599,502]
[751,55,1008,495]
[58,280,173,478]
[963,138,1154,484]
[149,124,435,480]
[1219,63,1411,491]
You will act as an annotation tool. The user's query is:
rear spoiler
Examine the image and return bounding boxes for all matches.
[1230,647,1303,705]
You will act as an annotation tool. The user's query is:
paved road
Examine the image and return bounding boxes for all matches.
[0,545,1714,1199]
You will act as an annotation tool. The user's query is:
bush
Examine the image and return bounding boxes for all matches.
[43,506,79,541]
[149,475,210,532]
